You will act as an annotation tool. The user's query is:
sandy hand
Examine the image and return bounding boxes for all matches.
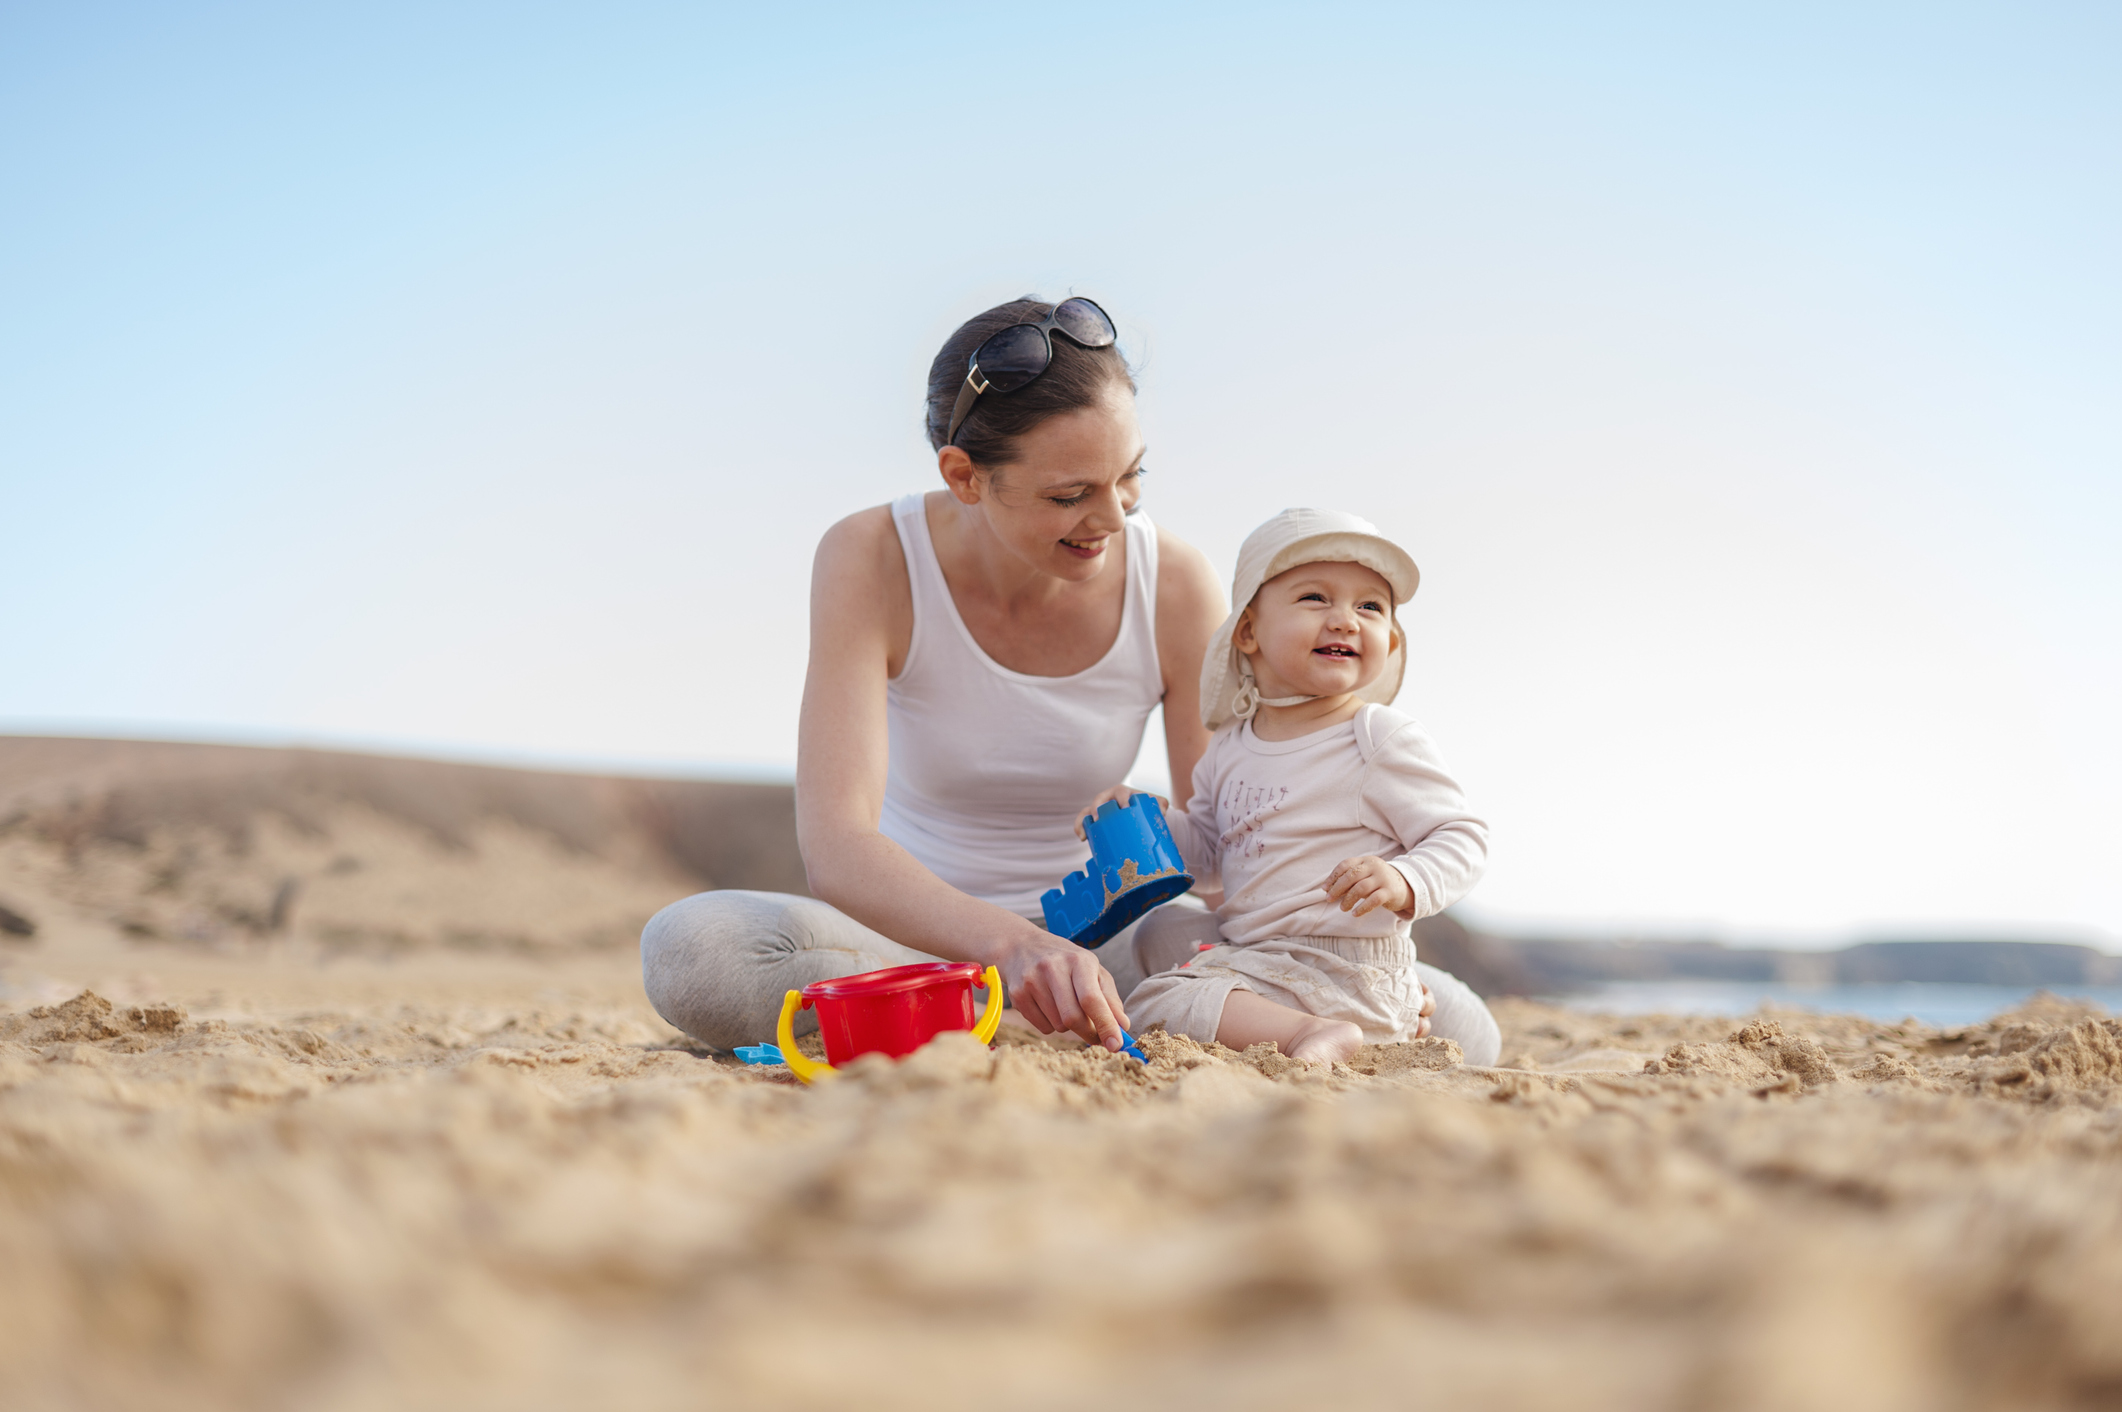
[1073,785,1172,841]
[1320,855,1413,918]
[998,928,1132,1052]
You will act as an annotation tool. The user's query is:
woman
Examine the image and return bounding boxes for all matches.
[641,296,1501,1065]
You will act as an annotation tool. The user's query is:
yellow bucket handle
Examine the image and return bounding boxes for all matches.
[970,965,1004,1044]
[776,966,1003,1086]
[776,989,834,1085]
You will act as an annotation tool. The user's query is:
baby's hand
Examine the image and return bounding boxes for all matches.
[1074,786,1171,841]
[1321,855,1413,918]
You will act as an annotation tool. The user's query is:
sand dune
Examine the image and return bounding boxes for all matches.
[0,736,801,960]
[4,738,2121,1410]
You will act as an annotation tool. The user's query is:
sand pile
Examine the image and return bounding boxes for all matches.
[6,737,2122,1408]
[4,962,2122,1412]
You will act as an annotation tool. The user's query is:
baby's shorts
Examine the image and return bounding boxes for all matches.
[1124,933,1423,1045]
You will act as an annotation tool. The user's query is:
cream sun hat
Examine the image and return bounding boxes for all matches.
[1199,508,1421,731]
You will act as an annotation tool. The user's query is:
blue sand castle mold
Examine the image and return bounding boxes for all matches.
[1041,794,1194,950]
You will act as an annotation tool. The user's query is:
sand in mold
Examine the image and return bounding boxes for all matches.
[3,952,2122,1412]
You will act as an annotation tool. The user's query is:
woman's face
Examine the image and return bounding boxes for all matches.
[948,385,1146,583]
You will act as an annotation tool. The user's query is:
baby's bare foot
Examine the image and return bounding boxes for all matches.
[1285,1018,1363,1066]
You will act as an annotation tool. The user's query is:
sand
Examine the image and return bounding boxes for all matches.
[5,945,2122,1412]
[5,741,2122,1409]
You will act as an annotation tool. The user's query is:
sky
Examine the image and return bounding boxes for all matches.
[3,3,2116,948]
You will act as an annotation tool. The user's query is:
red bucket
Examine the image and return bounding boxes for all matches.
[777,961,1003,1083]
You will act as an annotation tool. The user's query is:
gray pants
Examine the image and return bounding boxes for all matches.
[640,890,1502,1067]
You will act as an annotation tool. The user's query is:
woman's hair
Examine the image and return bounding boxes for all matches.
[923,298,1136,467]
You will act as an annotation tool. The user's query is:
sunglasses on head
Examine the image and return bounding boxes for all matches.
[944,297,1118,447]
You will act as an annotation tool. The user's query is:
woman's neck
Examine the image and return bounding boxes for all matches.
[920,490,1128,679]
[931,493,1078,614]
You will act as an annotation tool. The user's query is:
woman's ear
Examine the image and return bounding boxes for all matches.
[937,445,983,506]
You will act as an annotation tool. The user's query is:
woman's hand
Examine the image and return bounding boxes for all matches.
[1321,855,1413,918]
[995,923,1131,1051]
[1073,785,1172,841]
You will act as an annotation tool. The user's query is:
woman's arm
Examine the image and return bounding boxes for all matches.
[795,507,1133,1049]
[1152,525,1227,811]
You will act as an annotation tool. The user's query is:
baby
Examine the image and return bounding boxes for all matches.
[1100,508,1488,1065]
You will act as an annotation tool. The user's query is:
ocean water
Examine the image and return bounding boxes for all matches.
[1555,981,2122,1030]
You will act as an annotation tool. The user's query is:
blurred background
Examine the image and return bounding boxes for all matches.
[4,2,2116,972]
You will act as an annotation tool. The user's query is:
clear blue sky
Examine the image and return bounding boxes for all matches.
[3,3,2116,946]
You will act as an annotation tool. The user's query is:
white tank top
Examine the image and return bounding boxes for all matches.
[880,493,1165,920]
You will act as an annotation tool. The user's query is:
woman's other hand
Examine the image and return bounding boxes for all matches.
[1073,786,1173,841]
[1320,855,1413,918]
[996,926,1131,1051]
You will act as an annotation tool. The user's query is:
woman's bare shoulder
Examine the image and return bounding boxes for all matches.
[810,503,915,672]
[814,503,910,590]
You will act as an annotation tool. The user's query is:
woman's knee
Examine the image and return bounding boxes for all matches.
[638,890,932,1049]
[1413,962,1502,1068]
[644,890,771,978]
[639,890,810,1048]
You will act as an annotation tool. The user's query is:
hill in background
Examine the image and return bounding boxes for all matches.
[0,736,2105,996]
[1501,935,2122,990]
[0,736,802,960]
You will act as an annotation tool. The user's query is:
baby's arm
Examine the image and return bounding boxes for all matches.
[1358,721,1489,921]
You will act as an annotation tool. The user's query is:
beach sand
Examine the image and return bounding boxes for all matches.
[4,740,2120,1409]
[7,951,2121,1409]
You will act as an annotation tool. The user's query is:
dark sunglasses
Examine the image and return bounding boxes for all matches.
[944,297,1118,447]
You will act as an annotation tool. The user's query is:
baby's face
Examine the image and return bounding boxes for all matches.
[1236,560,1397,701]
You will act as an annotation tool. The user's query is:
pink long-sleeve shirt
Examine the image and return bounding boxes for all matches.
[1168,703,1489,946]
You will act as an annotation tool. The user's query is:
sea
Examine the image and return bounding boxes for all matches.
[1555,981,2122,1030]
